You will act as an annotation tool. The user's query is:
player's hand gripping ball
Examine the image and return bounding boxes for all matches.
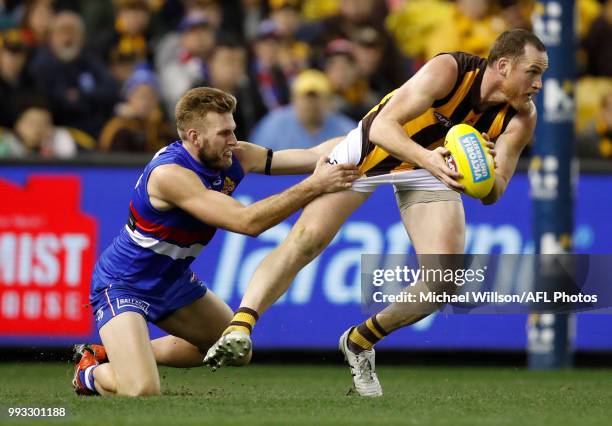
[444,124,495,199]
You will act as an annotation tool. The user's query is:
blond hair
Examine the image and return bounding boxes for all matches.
[175,87,237,139]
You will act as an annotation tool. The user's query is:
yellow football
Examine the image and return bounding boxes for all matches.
[444,124,495,199]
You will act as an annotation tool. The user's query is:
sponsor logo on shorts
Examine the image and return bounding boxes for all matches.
[116,297,150,314]
[459,133,490,182]
[96,308,104,322]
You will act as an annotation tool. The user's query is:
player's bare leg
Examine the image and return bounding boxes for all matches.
[75,290,233,396]
[241,190,370,313]
[155,290,234,366]
[376,193,465,330]
[340,192,465,396]
[92,312,160,396]
[204,190,370,369]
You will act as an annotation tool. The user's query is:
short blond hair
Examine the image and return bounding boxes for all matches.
[175,87,237,139]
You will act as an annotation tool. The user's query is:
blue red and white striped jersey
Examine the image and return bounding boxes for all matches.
[91,141,244,295]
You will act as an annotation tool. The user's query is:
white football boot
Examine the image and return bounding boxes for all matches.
[204,331,252,371]
[338,328,383,397]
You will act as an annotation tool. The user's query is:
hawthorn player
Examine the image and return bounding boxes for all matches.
[205,29,548,397]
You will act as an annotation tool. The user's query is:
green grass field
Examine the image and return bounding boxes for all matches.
[1,363,611,425]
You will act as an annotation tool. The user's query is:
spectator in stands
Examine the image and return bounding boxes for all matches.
[598,92,612,158]
[0,28,36,128]
[270,0,302,37]
[250,68,355,150]
[78,0,116,45]
[195,0,224,31]
[301,0,406,87]
[92,0,153,65]
[351,26,401,97]
[499,0,533,30]
[241,0,265,40]
[155,0,222,71]
[579,92,612,158]
[323,38,377,122]
[20,0,55,46]
[424,0,504,59]
[158,13,216,115]
[206,36,267,140]
[108,39,146,85]
[251,19,290,111]
[0,127,24,157]
[582,0,612,76]
[0,100,79,158]
[300,0,386,45]
[29,11,119,138]
[268,0,309,79]
[99,68,175,153]
[1,1,19,29]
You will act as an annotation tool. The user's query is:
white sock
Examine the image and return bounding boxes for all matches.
[83,365,98,392]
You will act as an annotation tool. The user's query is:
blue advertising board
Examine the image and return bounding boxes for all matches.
[0,166,611,350]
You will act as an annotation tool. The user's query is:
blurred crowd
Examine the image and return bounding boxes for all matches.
[0,0,610,160]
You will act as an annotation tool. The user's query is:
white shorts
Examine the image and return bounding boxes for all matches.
[329,121,449,193]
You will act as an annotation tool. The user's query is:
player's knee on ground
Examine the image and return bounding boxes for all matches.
[119,375,161,397]
[287,223,331,261]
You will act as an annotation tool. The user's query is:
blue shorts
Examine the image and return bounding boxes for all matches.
[90,272,208,331]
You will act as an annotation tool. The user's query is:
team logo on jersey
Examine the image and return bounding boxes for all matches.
[222,177,236,195]
[116,297,150,314]
[434,111,454,128]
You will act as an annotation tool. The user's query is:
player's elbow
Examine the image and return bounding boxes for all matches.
[239,212,266,237]
[242,224,263,237]
[481,195,498,206]
[481,182,506,205]
[481,173,510,205]
[235,220,262,237]
[481,187,500,205]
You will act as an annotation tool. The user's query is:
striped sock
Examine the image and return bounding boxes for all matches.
[80,365,99,394]
[347,315,389,354]
[223,307,259,336]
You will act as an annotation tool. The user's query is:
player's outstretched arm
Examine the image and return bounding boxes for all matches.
[369,54,464,191]
[481,105,536,205]
[147,156,359,236]
[233,137,345,176]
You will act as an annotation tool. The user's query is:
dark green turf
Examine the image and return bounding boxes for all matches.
[1,363,611,425]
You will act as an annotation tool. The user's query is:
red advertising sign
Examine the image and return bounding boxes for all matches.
[0,176,97,336]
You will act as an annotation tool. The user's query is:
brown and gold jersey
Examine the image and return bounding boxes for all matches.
[358,52,517,176]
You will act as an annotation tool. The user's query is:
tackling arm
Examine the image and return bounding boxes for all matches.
[147,158,358,237]
[234,137,345,175]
